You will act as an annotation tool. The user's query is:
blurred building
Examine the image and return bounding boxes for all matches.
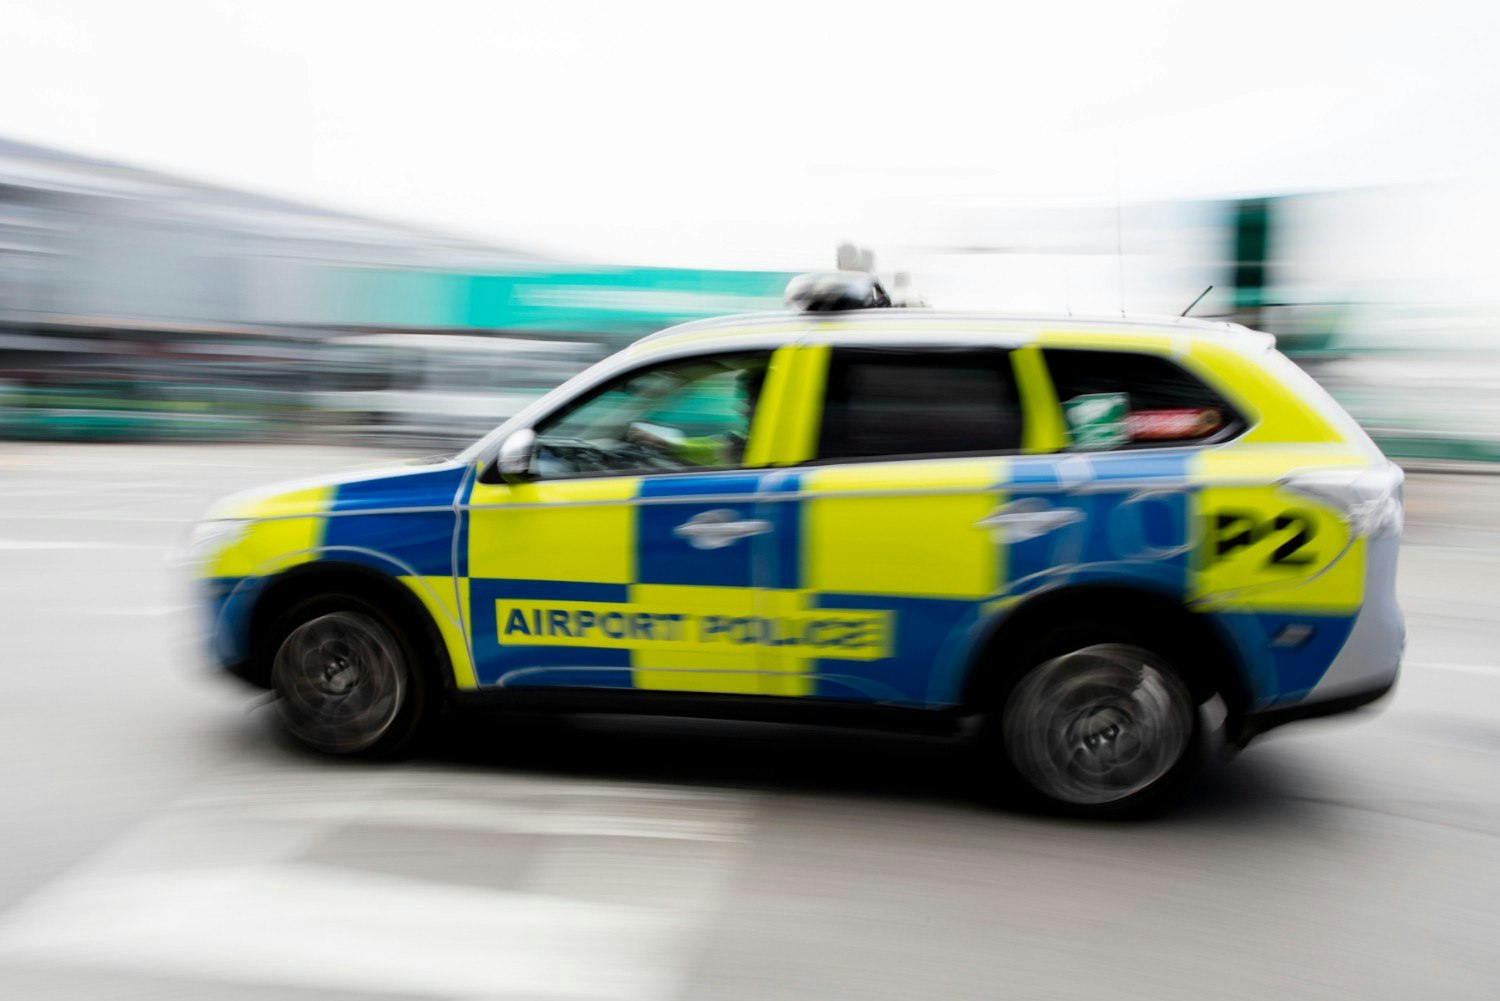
[0,135,534,332]
[6,133,1498,459]
[0,137,793,444]
[0,135,796,340]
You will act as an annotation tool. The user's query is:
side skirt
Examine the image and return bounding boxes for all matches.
[449,687,968,736]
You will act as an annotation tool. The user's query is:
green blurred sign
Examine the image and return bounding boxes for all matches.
[467,267,796,333]
[1064,393,1130,451]
[331,265,797,336]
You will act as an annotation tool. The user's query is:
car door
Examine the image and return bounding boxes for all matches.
[1003,345,1239,605]
[1029,343,1369,702]
[784,344,1035,706]
[462,348,787,694]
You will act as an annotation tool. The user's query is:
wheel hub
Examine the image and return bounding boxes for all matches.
[272,610,407,755]
[1002,644,1194,806]
[316,645,362,694]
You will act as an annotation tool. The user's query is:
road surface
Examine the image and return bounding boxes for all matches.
[0,443,1495,1000]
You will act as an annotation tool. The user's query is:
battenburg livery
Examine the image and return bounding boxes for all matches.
[191,269,1403,815]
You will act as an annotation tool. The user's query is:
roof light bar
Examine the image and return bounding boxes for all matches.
[786,243,907,313]
[784,270,891,312]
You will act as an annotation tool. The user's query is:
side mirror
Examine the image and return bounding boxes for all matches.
[496,428,536,483]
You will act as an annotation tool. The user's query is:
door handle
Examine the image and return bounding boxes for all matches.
[673,509,773,550]
[976,501,1084,542]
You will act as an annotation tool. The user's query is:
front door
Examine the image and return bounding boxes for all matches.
[463,349,782,693]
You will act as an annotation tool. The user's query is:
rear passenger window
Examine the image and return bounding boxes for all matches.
[817,348,1023,461]
[1043,349,1241,451]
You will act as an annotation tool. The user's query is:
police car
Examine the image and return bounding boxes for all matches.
[191,269,1403,815]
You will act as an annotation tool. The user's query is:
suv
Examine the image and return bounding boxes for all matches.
[192,276,1403,815]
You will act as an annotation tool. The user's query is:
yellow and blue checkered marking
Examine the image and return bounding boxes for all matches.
[203,446,1371,709]
[455,447,1362,706]
[204,463,477,687]
[321,467,466,577]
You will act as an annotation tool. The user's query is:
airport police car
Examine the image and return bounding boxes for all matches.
[191,268,1404,815]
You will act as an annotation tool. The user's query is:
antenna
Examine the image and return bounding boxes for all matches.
[1180,284,1214,317]
[1114,151,1126,318]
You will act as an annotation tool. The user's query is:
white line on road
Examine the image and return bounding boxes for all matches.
[0,765,757,999]
[1408,660,1500,677]
[77,605,190,618]
[0,539,164,551]
[0,864,685,1000]
[0,514,185,524]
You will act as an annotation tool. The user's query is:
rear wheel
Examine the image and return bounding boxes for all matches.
[270,594,436,756]
[988,639,1202,816]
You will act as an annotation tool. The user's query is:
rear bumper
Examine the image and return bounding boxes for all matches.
[1234,531,1403,743]
[1235,669,1396,744]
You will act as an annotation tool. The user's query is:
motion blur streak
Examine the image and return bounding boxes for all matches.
[3,1,1500,996]
[0,446,1496,999]
[4,131,1500,463]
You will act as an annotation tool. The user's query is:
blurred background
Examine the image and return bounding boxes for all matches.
[4,3,1500,459]
[2,2,1500,999]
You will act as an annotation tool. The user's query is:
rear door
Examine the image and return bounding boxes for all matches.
[1000,346,1233,603]
[1026,343,1366,701]
[783,346,1030,705]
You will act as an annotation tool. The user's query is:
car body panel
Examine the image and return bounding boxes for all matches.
[195,311,1402,729]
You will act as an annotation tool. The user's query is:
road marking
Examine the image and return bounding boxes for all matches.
[0,514,184,524]
[0,539,162,551]
[0,864,684,1000]
[1408,660,1500,677]
[0,763,757,999]
[77,605,189,618]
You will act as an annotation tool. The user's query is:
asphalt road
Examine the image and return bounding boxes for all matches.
[0,443,1497,1000]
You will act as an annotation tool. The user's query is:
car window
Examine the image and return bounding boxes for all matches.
[816,347,1023,461]
[1043,348,1241,451]
[531,352,771,477]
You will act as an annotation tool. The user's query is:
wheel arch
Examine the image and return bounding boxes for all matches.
[960,583,1252,719]
[245,560,456,696]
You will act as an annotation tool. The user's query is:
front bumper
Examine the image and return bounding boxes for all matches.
[198,574,271,687]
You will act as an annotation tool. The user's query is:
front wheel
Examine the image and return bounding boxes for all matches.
[270,595,435,756]
[992,642,1201,816]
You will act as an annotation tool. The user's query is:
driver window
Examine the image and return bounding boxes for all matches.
[532,352,771,477]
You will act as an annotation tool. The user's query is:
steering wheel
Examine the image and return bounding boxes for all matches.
[537,436,681,473]
[610,441,681,469]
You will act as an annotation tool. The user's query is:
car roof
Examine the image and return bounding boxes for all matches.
[631,309,1271,356]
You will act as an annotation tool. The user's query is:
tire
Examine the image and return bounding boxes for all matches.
[269,592,438,757]
[981,629,1205,817]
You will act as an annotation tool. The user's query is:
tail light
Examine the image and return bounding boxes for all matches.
[1279,462,1404,538]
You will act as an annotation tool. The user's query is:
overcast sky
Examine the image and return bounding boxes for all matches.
[4,0,1500,271]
